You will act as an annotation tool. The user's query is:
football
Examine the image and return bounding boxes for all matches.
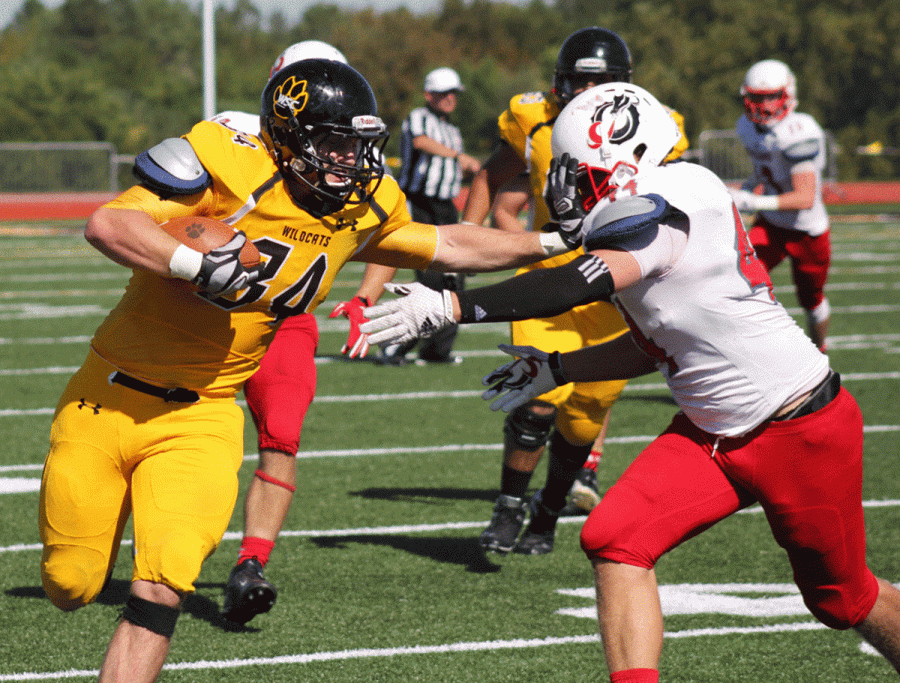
[160,216,260,268]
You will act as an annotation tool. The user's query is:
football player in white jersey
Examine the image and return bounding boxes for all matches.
[361,83,900,682]
[730,59,832,351]
[211,41,398,624]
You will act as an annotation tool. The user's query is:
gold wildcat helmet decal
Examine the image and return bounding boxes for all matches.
[272,76,309,120]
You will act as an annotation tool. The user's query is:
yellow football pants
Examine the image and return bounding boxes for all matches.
[511,299,629,446]
[40,351,244,610]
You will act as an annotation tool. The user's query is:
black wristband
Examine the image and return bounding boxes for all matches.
[548,351,569,385]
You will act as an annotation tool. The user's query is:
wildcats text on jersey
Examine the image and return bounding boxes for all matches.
[281,225,332,247]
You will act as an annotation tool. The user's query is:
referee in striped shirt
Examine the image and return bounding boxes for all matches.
[384,68,481,365]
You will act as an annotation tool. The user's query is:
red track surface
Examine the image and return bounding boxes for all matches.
[0,183,897,222]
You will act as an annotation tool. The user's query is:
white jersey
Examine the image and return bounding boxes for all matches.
[210,110,262,136]
[601,162,829,436]
[735,111,829,235]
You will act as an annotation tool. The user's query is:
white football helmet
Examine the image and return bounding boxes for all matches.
[740,59,797,126]
[550,83,682,210]
[269,40,348,79]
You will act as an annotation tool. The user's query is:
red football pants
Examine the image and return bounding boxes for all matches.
[749,217,831,311]
[581,388,879,629]
[243,314,318,455]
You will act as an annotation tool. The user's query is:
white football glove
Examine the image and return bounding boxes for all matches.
[481,344,569,413]
[359,282,456,347]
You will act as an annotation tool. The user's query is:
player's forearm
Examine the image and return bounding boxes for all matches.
[354,263,398,304]
[85,207,180,276]
[560,334,658,382]
[432,223,567,272]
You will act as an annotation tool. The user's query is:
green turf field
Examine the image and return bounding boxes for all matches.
[0,211,898,681]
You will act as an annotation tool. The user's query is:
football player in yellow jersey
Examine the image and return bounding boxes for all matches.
[40,59,572,683]
[459,27,689,556]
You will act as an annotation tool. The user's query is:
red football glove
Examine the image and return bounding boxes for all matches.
[328,296,372,358]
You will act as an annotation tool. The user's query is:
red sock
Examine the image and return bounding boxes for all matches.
[237,536,275,567]
[583,449,602,472]
[610,669,659,683]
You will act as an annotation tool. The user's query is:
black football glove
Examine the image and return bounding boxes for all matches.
[192,231,260,296]
[544,153,586,249]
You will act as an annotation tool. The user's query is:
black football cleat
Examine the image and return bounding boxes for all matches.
[514,490,560,556]
[222,557,277,624]
[480,494,528,554]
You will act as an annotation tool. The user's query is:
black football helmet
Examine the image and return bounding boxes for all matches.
[552,28,633,107]
[260,59,389,213]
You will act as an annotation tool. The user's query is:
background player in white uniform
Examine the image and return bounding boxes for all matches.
[212,41,398,624]
[361,83,900,683]
[730,59,832,350]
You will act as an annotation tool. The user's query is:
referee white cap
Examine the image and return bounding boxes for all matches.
[424,67,464,93]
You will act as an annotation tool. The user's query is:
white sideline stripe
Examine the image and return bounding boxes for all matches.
[3,332,899,351]
[8,370,897,414]
[0,621,842,680]
[2,424,898,473]
[0,300,899,323]
[3,499,900,554]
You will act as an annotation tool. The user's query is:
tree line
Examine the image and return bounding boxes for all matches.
[1,0,898,179]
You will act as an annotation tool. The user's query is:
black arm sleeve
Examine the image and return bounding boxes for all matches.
[456,254,615,323]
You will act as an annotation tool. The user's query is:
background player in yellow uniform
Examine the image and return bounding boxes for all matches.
[39,59,572,683]
[461,27,688,555]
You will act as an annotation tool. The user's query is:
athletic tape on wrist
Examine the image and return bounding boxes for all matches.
[168,243,204,280]
[539,231,570,256]
[442,289,455,325]
[752,193,780,211]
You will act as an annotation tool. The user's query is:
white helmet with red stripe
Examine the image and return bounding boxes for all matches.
[740,59,797,126]
[269,40,348,79]
[550,83,682,211]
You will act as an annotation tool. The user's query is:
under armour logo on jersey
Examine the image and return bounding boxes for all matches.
[578,255,611,283]
[77,398,101,415]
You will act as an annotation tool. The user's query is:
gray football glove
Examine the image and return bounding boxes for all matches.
[481,344,569,413]
[360,282,456,347]
[192,231,260,296]
[544,153,586,249]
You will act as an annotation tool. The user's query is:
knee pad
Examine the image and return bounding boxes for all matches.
[504,401,557,450]
[122,594,180,638]
[41,545,109,611]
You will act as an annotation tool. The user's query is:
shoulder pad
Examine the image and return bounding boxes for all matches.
[133,137,211,196]
[783,138,820,163]
[583,194,673,251]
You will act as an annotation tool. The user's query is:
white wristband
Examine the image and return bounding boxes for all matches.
[168,243,204,281]
[442,289,456,323]
[754,194,780,211]
[538,231,570,256]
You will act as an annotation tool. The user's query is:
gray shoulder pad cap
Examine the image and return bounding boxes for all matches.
[133,137,211,196]
[783,138,821,164]
[583,193,673,251]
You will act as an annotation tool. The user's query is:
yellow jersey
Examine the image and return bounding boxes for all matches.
[92,120,436,396]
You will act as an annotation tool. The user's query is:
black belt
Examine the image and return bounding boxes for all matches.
[108,371,199,403]
[770,371,840,422]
